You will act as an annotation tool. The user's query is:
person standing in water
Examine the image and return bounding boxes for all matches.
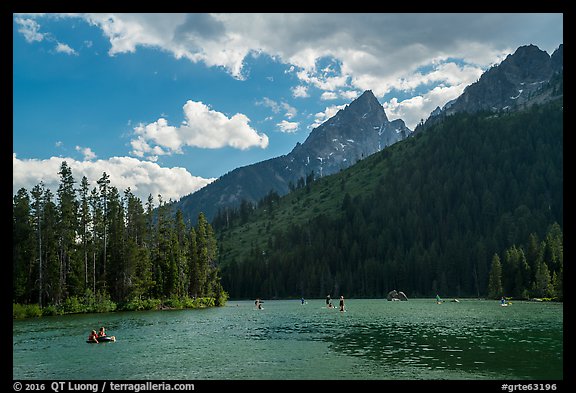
[326,294,333,308]
[255,298,263,309]
[339,295,345,312]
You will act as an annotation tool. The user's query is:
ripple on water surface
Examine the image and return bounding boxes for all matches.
[13,299,562,380]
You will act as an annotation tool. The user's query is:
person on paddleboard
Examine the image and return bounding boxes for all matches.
[339,295,345,312]
[255,298,263,309]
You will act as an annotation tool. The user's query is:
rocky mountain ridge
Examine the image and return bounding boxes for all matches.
[172,90,412,223]
[420,43,563,130]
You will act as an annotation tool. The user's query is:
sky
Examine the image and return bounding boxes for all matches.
[12,13,563,205]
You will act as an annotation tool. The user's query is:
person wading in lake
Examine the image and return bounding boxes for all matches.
[339,295,345,312]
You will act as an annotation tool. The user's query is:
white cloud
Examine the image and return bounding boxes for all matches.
[55,42,77,55]
[377,59,484,130]
[75,146,97,160]
[13,153,215,204]
[291,85,309,98]
[276,120,299,133]
[383,83,469,130]
[320,91,338,100]
[15,17,45,42]
[131,100,269,160]
[17,14,563,87]
[384,61,483,94]
[81,13,254,79]
[257,97,297,119]
[340,90,360,100]
[296,69,349,91]
[257,97,281,113]
[282,102,297,119]
[16,13,563,141]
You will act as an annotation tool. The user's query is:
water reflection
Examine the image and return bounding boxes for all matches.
[323,314,562,379]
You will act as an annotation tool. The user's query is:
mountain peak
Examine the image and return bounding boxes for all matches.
[294,88,409,176]
[347,90,385,118]
[357,89,377,101]
[500,44,552,77]
[171,88,412,223]
[513,43,546,55]
[419,42,563,131]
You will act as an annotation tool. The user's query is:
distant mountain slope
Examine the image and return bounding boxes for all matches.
[171,90,412,223]
[215,43,564,299]
[420,44,563,131]
[217,98,563,299]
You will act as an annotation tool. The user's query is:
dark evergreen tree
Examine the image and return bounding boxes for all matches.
[56,161,80,299]
[13,188,34,303]
[30,184,45,306]
[13,166,227,312]
[78,176,92,292]
[487,254,503,299]
[88,186,101,295]
[96,172,111,290]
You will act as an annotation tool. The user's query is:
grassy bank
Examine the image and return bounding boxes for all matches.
[13,293,228,319]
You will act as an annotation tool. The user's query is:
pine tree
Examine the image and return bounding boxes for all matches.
[153,194,173,298]
[78,176,92,292]
[97,172,111,289]
[106,186,125,301]
[195,213,210,297]
[56,161,79,299]
[525,233,542,284]
[174,210,189,298]
[188,227,199,297]
[30,184,45,306]
[89,187,101,295]
[124,188,151,300]
[543,222,563,278]
[40,187,59,305]
[487,253,503,299]
[13,188,34,303]
[532,258,554,298]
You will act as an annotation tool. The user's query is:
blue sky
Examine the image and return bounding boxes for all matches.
[13,13,563,205]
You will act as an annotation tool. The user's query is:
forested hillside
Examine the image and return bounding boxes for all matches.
[217,98,563,300]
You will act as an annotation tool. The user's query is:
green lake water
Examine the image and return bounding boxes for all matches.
[12,299,563,380]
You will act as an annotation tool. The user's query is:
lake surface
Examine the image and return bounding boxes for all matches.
[13,299,563,380]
